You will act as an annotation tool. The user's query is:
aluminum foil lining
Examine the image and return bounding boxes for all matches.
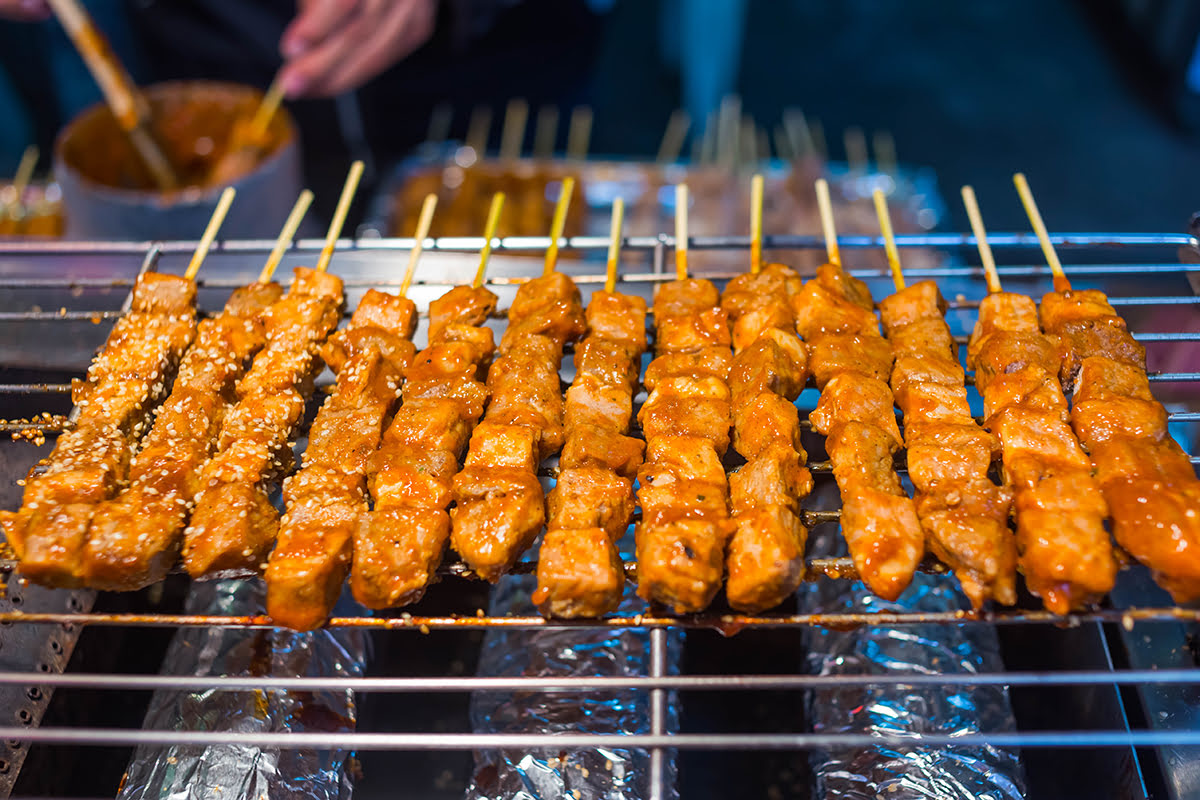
[800,522,1027,800]
[465,544,681,800]
[117,579,369,800]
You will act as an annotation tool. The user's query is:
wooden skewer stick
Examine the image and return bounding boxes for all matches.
[873,188,904,292]
[466,106,492,155]
[750,173,764,273]
[533,105,559,159]
[259,189,314,284]
[566,106,592,161]
[316,160,364,274]
[809,118,827,162]
[961,185,1002,294]
[656,109,691,164]
[674,183,689,281]
[425,103,453,145]
[8,145,38,220]
[815,178,840,268]
[543,176,575,276]
[783,108,815,158]
[873,130,897,176]
[844,126,868,174]
[499,98,528,161]
[605,197,625,294]
[399,193,438,297]
[184,187,236,281]
[474,192,505,289]
[247,73,286,144]
[1013,172,1069,292]
[46,0,178,191]
[773,124,793,162]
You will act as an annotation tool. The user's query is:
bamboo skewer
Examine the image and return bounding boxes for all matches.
[247,74,286,144]
[605,197,625,294]
[533,105,559,159]
[6,145,38,225]
[809,118,827,162]
[316,160,364,274]
[543,176,575,276]
[815,178,840,268]
[474,192,505,289]
[46,0,179,191]
[750,173,764,273]
[961,185,1002,294]
[674,184,689,280]
[183,187,236,281]
[566,106,592,161]
[844,126,868,174]
[1013,172,1070,292]
[873,188,904,292]
[259,189,314,284]
[499,98,528,161]
[399,193,438,297]
[873,130,897,175]
[466,106,492,155]
[773,124,793,162]
[656,109,691,164]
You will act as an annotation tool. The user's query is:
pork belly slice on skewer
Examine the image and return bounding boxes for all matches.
[878,276,1016,608]
[266,289,414,630]
[7,270,200,587]
[182,266,345,579]
[352,283,498,610]
[82,282,283,590]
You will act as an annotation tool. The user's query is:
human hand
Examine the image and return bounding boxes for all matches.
[0,0,50,21]
[279,0,437,98]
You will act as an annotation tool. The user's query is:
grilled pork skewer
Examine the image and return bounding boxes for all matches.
[799,181,923,602]
[535,198,648,617]
[635,185,736,613]
[3,190,237,587]
[81,192,314,591]
[184,163,363,580]
[962,180,1116,614]
[717,179,812,612]
[451,180,586,580]
[872,190,1014,608]
[1010,175,1199,602]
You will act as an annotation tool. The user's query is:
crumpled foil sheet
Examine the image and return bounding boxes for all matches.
[800,522,1027,800]
[464,564,681,800]
[117,579,369,800]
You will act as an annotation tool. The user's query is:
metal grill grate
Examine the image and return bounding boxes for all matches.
[0,231,1197,792]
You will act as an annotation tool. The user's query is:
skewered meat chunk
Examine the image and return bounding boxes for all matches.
[890,353,965,392]
[638,396,731,456]
[499,299,587,350]
[825,421,904,496]
[352,506,451,609]
[840,487,924,602]
[886,318,957,362]
[813,262,874,309]
[131,271,198,313]
[584,291,647,354]
[558,424,645,479]
[878,280,944,329]
[791,280,880,341]
[83,492,188,589]
[989,406,1094,488]
[534,527,624,617]
[807,333,893,388]
[509,272,583,321]
[981,364,1070,424]
[321,328,416,375]
[654,278,721,317]
[730,392,804,460]
[721,263,803,318]
[451,467,546,581]
[1052,321,1146,390]
[1073,356,1153,403]
[382,399,474,456]
[464,421,540,473]
[916,482,1016,607]
[810,374,903,448]
[428,285,498,339]
[726,505,807,612]
[183,480,278,576]
[967,292,1040,365]
[730,301,793,352]
[893,381,974,425]
[904,422,998,490]
[547,467,635,540]
[573,338,641,393]
[636,517,735,613]
[1089,437,1196,487]
[305,402,391,474]
[654,309,732,354]
[644,347,732,391]
[1102,478,1200,602]
[728,332,808,402]
[404,342,489,382]
[403,375,490,420]
[729,444,813,514]
[372,445,458,508]
[1071,398,1168,444]
[347,288,418,340]
[970,332,1060,395]
[563,375,633,432]
[265,495,363,631]
[224,281,285,317]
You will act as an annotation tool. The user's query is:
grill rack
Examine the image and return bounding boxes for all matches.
[0,230,1198,798]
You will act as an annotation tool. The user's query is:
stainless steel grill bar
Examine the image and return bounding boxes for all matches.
[3,669,1199,693]
[1,606,1197,630]
[4,727,1200,750]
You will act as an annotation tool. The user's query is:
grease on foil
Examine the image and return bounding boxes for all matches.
[117,579,368,800]
[465,567,681,800]
[800,518,1027,800]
